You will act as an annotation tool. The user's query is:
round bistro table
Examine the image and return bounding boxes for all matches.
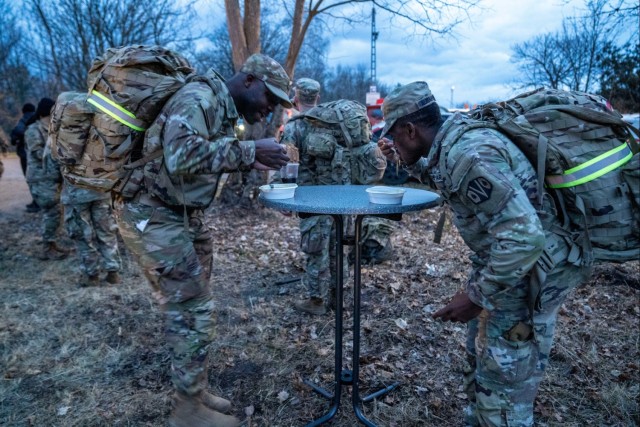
[259,185,441,426]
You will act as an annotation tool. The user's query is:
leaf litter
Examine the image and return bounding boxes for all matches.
[0,198,638,426]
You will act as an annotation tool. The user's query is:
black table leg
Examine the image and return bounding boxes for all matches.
[351,215,399,426]
[305,214,399,427]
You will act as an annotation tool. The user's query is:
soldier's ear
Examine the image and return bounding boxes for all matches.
[244,73,256,88]
[406,122,417,138]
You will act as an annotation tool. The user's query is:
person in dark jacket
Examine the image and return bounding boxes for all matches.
[11,102,39,211]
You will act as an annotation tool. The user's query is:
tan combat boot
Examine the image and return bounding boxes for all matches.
[39,242,68,260]
[199,391,232,413]
[168,393,242,427]
[293,297,327,315]
[80,274,100,287]
[50,241,72,254]
[105,271,121,284]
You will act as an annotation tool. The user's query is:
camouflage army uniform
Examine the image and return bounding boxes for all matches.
[280,107,390,303]
[113,68,259,397]
[25,120,63,242]
[61,183,121,278]
[403,113,589,426]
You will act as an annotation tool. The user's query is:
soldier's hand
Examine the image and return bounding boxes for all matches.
[432,290,482,323]
[377,137,396,161]
[254,137,289,170]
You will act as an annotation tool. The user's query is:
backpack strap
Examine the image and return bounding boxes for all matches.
[87,90,147,131]
[333,107,353,148]
[123,149,163,170]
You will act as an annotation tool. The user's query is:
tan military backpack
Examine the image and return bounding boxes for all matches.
[468,87,640,265]
[290,100,384,185]
[50,45,194,195]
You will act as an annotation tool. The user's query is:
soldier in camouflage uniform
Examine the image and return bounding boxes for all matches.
[61,182,121,287]
[113,53,291,427]
[378,82,590,427]
[25,98,71,260]
[279,78,390,315]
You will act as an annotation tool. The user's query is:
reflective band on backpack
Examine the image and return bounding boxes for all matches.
[546,143,633,189]
[87,90,147,132]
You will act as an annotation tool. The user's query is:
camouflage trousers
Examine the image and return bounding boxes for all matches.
[64,200,121,276]
[462,261,587,427]
[114,199,215,396]
[30,180,62,242]
[299,215,338,300]
[299,215,396,299]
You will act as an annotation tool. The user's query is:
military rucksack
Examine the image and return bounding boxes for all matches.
[50,45,194,194]
[468,87,640,265]
[291,100,385,185]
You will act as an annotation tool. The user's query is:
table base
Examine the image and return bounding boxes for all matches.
[302,214,402,427]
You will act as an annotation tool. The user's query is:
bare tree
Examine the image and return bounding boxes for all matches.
[225,0,482,80]
[224,0,481,137]
[0,0,39,134]
[511,33,570,90]
[322,63,392,103]
[511,0,638,93]
[24,0,200,93]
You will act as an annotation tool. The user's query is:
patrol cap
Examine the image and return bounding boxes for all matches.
[240,53,293,108]
[381,81,437,137]
[294,78,320,105]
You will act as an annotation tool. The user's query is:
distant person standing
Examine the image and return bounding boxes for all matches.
[11,102,39,211]
[24,97,70,260]
[279,79,392,315]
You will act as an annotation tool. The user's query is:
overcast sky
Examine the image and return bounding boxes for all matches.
[326,0,586,107]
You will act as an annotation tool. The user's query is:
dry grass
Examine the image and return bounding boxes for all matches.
[1,199,638,426]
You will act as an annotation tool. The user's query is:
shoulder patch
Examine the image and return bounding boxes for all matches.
[466,176,493,204]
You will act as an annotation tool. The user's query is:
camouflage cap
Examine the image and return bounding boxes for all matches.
[241,53,292,108]
[380,81,437,137]
[294,78,320,105]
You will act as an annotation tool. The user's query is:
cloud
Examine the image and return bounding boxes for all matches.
[326,0,585,104]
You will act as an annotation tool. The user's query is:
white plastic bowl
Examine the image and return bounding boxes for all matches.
[259,183,298,200]
[366,186,406,204]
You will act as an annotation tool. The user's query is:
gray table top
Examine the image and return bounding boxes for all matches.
[258,185,441,215]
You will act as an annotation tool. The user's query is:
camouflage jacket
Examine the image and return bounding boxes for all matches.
[405,114,570,311]
[280,116,386,186]
[141,69,256,208]
[25,120,61,184]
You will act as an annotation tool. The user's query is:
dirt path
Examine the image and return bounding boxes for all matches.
[0,154,32,221]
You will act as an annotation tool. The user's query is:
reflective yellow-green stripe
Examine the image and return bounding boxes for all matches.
[87,90,146,132]
[546,143,633,189]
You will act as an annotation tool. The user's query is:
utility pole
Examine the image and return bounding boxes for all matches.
[366,7,381,106]
[370,7,379,86]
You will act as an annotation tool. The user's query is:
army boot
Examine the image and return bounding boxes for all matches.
[199,391,232,413]
[80,274,100,287]
[168,392,242,427]
[293,297,327,315]
[50,241,72,254]
[105,271,121,284]
[39,242,68,260]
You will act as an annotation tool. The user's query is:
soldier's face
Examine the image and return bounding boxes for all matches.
[387,122,426,165]
[242,80,278,125]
